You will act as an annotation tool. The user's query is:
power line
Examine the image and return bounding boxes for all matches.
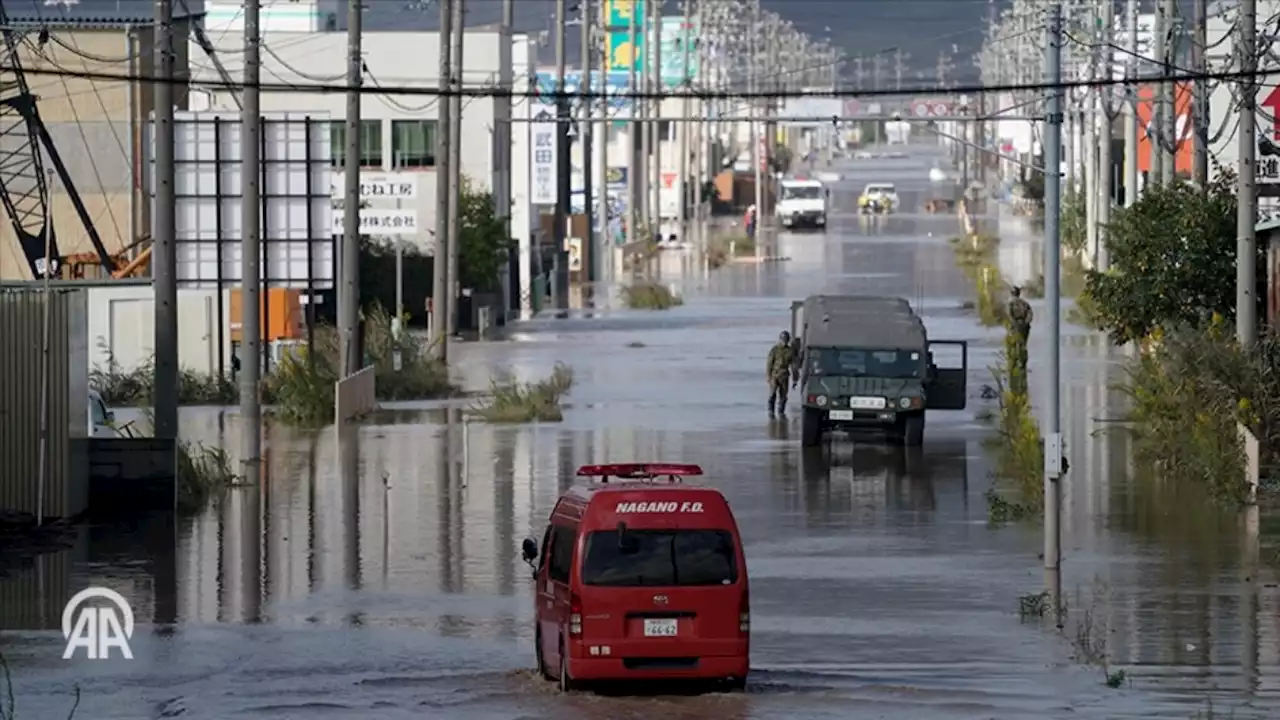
[10,61,1280,102]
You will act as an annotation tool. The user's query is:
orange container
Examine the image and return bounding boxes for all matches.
[229,288,304,342]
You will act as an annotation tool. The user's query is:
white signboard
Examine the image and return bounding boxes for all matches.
[330,172,419,199]
[151,112,335,289]
[332,208,418,235]
[530,102,558,205]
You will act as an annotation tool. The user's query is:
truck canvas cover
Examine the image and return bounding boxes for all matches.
[804,313,927,350]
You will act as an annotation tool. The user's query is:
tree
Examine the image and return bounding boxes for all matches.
[1083,173,1261,345]
[458,177,512,292]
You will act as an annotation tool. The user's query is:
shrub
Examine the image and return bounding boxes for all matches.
[1118,322,1258,505]
[621,282,684,310]
[177,442,237,515]
[706,233,756,269]
[950,234,1007,327]
[1081,174,1258,345]
[984,329,1045,523]
[90,346,236,406]
[472,363,574,423]
[264,303,454,427]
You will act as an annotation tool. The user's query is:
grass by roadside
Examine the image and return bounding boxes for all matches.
[621,282,684,310]
[471,363,575,423]
[706,234,756,269]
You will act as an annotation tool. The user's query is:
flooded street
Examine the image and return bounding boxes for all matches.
[3,147,1279,719]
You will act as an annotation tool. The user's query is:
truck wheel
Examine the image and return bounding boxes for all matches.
[904,414,925,447]
[801,408,822,447]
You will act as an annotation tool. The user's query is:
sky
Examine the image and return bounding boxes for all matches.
[4,0,997,89]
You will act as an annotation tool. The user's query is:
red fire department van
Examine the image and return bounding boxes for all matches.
[521,463,750,691]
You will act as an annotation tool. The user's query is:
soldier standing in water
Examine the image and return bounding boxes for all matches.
[766,331,798,416]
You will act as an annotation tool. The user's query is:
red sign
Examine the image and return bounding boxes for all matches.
[843,99,860,116]
[1263,85,1280,140]
[758,131,768,173]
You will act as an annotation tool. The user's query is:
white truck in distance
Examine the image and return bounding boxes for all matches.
[776,178,828,230]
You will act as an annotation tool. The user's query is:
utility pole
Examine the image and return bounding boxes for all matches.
[1238,0,1261,497]
[854,56,864,89]
[153,0,178,440]
[894,49,905,92]
[751,0,762,260]
[339,0,363,376]
[638,2,650,226]
[1192,0,1209,187]
[678,0,691,248]
[447,0,464,331]
[580,0,594,288]
[1096,0,1115,271]
[649,0,662,241]
[1159,0,1176,185]
[595,0,609,286]
[1084,5,1099,263]
[553,0,569,301]
[240,0,262,484]
[432,0,451,359]
[692,0,706,271]
[872,54,884,91]
[626,2,639,251]
[1043,1,1064,580]
[1149,0,1165,186]
[1124,0,1139,206]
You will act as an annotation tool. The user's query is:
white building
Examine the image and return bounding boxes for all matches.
[191,3,538,314]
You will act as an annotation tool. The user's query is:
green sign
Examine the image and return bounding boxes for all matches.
[606,29,644,72]
[603,0,644,28]
[659,17,699,87]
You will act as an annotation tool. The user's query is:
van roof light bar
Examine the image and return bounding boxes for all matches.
[576,463,705,484]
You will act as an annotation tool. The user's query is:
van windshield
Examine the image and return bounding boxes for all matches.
[810,347,922,378]
[582,529,738,587]
[782,185,822,200]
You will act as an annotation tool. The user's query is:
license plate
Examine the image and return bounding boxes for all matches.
[849,396,886,409]
[643,618,678,637]
[828,410,854,420]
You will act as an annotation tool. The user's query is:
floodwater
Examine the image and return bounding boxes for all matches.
[3,146,1279,719]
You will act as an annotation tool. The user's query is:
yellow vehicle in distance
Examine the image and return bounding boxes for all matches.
[857,183,898,214]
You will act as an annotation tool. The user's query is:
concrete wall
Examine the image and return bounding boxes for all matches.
[0,289,89,519]
[86,285,228,377]
[0,26,192,280]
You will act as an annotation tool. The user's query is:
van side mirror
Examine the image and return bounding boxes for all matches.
[521,537,537,566]
[105,411,115,424]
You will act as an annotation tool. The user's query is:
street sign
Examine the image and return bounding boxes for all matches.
[658,16,699,85]
[329,172,418,199]
[530,102,558,205]
[331,209,417,235]
[606,29,644,72]
[1262,85,1280,140]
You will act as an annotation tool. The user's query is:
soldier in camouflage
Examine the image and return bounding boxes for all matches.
[766,331,798,415]
[1008,286,1033,340]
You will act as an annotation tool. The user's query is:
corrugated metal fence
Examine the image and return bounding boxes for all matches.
[0,288,89,520]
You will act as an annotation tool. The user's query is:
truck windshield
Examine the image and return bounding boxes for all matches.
[782,185,823,200]
[582,529,738,587]
[810,348,922,378]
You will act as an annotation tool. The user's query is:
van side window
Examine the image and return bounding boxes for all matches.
[548,525,575,584]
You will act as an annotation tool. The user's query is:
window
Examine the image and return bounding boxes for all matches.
[391,119,437,168]
[329,120,383,167]
[548,525,575,584]
[781,185,823,200]
[582,529,738,587]
[811,348,922,379]
[538,526,553,573]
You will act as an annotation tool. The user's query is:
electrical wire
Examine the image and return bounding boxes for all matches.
[12,60,1280,102]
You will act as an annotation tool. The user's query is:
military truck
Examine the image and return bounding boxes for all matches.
[789,295,968,447]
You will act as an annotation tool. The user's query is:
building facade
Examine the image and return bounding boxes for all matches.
[0,2,193,279]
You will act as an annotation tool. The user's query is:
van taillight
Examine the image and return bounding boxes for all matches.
[739,592,750,634]
[569,594,583,636]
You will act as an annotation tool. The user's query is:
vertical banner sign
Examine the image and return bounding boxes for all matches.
[604,0,646,73]
[530,103,558,205]
[659,17,699,87]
